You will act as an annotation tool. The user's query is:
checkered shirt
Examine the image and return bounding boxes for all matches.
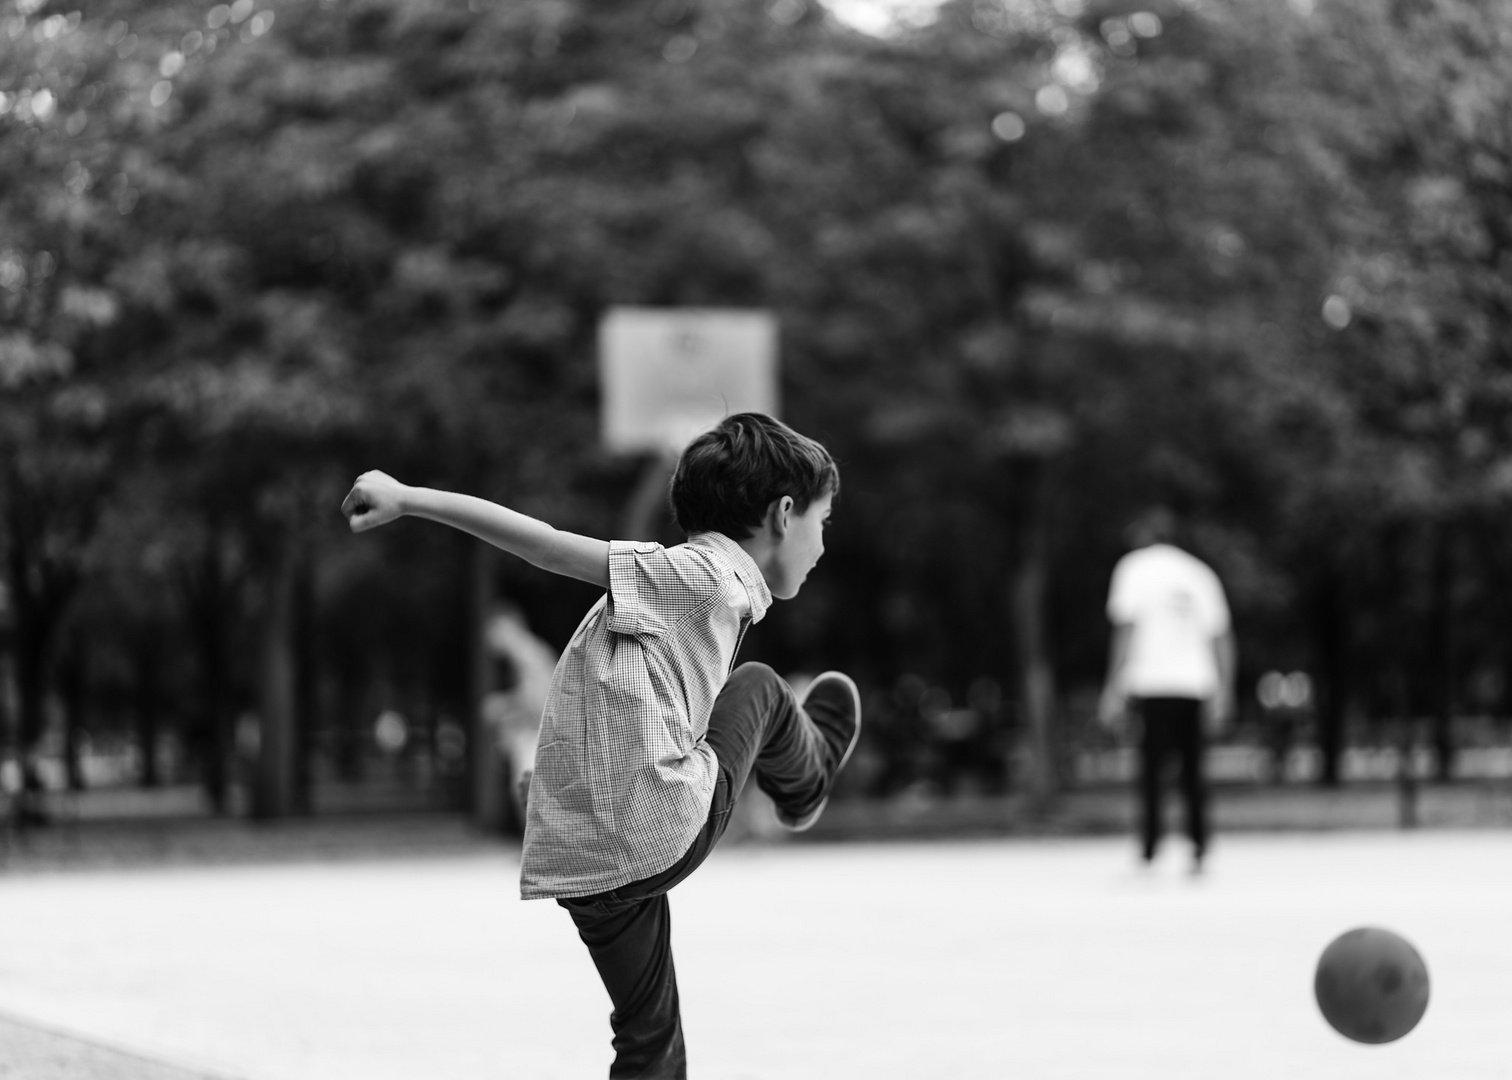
[519,531,772,900]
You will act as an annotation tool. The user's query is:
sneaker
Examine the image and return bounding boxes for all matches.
[776,671,862,832]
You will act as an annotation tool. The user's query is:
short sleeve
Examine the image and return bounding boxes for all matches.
[1199,565,1232,636]
[606,540,725,638]
[1106,555,1138,624]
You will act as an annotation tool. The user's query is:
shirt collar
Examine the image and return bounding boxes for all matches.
[688,532,772,623]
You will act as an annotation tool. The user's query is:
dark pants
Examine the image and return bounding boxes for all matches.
[558,662,833,1080]
[1136,696,1208,861]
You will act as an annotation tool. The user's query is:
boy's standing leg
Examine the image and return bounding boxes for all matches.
[561,891,688,1080]
[559,662,860,1079]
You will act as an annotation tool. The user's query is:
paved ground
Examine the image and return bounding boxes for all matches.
[0,1013,224,1080]
[7,777,1512,873]
[0,824,1509,1080]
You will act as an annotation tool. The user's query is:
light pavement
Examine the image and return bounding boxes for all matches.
[0,831,1509,1080]
[0,1013,218,1080]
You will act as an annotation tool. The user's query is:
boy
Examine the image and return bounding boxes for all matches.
[341,412,861,1078]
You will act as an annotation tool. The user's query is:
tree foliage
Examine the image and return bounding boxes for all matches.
[2,0,1509,804]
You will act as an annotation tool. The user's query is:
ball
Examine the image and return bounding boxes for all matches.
[1314,927,1430,1044]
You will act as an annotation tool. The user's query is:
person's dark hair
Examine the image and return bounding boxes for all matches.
[1124,505,1179,549]
[669,413,839,539]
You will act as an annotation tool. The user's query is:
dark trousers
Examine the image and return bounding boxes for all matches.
[1135,696,1208,861]
[558,662,833,1080]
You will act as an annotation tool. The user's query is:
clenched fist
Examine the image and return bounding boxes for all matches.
[341,470,408,533]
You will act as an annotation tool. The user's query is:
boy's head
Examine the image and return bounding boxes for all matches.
[670,413,839,540]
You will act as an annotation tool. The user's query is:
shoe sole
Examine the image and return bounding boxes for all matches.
[778,671,862,832]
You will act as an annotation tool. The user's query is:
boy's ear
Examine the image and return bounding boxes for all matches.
[767,496,794,537]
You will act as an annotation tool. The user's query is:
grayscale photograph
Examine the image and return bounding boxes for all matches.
[1,0,1509,1076]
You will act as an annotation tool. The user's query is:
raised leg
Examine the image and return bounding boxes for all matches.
[704,662,832,822]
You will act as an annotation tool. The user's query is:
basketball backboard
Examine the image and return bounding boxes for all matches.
[599,307,779,453]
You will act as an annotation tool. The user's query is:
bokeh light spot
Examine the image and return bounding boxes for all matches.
[1258,670,1313,709]
[30,88,56,122]
[62,160,91,194]
[991,111,1026,142]
[769,0,806,25]
[0,252,27,292]
[1052,46,1099,93]
[1322,294,1351,329]
[150,81,173,107]
[1034,85,1069,116]
[663,33,697,63]
[1102,18,1135,56]
[374,711,409,754]
[971,3,1012,37]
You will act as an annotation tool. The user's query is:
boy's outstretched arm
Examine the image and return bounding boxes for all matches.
[342,470,609,589]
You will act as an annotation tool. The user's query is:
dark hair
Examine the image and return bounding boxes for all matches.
[1124,505,1179,549]
[669,413,839,539]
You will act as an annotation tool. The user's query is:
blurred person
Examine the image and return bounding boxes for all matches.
[342,412,860,1080]
[1098,508,1235,873]
[480,603,558,833]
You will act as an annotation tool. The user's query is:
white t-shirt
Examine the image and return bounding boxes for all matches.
[1106,543,1230,699]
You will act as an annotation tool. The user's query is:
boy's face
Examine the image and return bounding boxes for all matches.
[769,490,833,600]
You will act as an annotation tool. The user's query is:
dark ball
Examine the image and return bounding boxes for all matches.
[1314,926,1430,1044]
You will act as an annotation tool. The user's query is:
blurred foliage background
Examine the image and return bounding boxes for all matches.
[2,0,1510,821]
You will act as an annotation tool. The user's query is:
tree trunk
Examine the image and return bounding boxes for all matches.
[293,549,316,815]
[59,636,88,792]
[4,480,80,819]
[468,542,503,829]
[12,622,50,767]
[253,542,298,820]
[187,526,233,814]
[0,648,12,772]
[1392,669,1418,830]
[134,641,161,789]
[202,607,231,813]
[1315,558,1349,787]
[1426,520,1456,781]
[1009,459,1057,806]
[11,600,56,828]
[7,537,55,758]
[335,668,364,783]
